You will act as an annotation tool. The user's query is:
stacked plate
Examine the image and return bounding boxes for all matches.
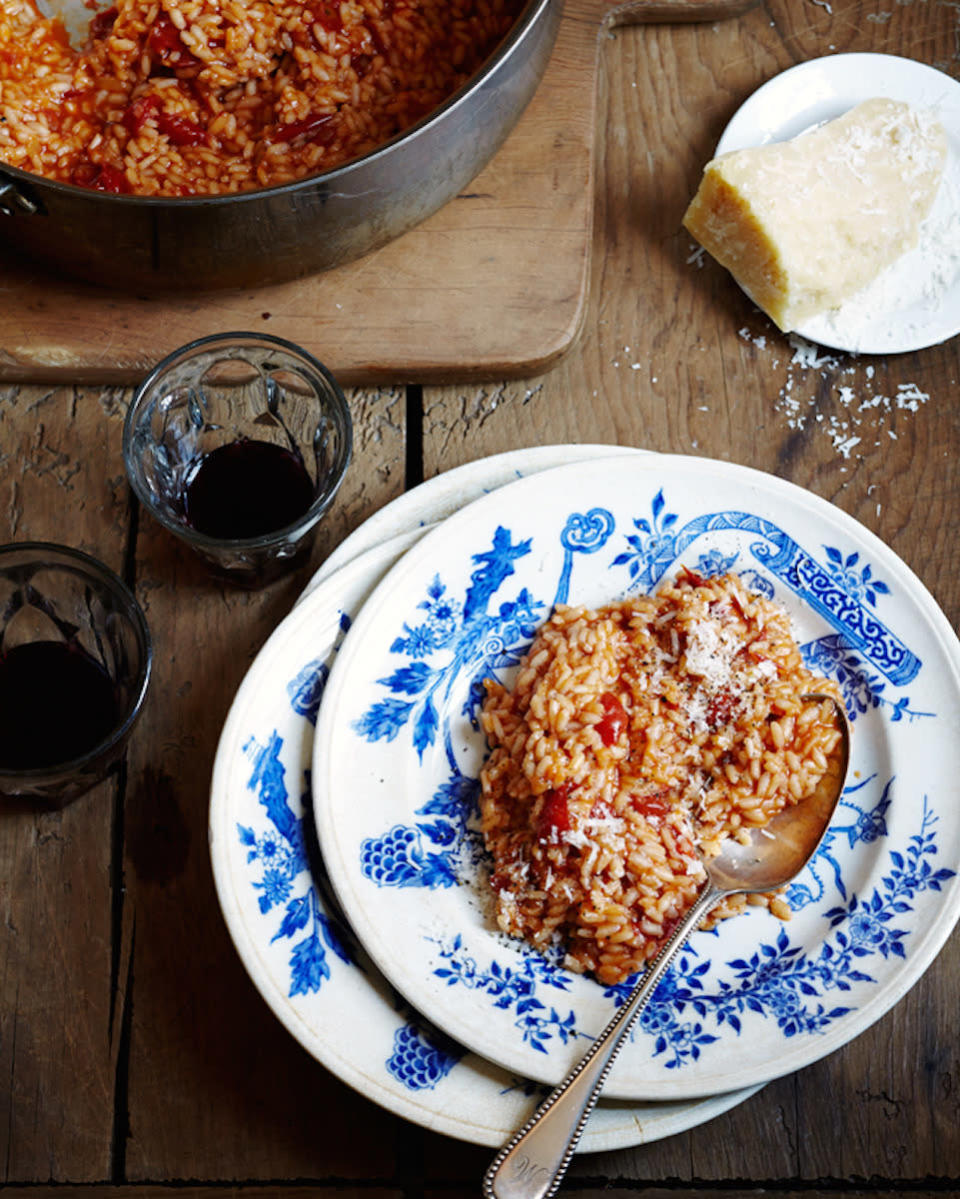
[210,445,960,1148]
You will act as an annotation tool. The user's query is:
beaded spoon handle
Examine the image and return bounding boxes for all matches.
[483,695,850,1199]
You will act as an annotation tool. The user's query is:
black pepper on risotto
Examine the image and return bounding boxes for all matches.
[0,0,522,195]
[479,570,843,986]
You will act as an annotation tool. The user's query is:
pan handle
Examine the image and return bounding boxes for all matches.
[602,0,759,25]
[0,171,41,217]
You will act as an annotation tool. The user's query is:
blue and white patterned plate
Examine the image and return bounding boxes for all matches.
[313,453,960,1100]
[210,445,761,1147]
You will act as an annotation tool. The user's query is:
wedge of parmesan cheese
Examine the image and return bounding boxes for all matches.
[683,98,948,331]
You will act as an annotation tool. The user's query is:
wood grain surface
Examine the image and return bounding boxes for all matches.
[2,0,960,1194]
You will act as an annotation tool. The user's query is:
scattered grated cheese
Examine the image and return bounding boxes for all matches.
[736,327,933,464]
[581,816,626,835]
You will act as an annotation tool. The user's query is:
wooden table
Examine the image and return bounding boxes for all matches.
[3,1,960,1196]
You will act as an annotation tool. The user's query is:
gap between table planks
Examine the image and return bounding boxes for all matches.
[0,0,614,387]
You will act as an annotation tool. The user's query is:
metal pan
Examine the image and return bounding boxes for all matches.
[0,0,755,291]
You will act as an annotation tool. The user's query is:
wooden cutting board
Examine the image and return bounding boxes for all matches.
[0,0,607,386]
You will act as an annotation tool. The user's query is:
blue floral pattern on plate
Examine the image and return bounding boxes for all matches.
[349,491,933,907]
[313,454,960,1100]
[211,544,476,1111]
[420,776,954,1067]
[232,607,463,1093]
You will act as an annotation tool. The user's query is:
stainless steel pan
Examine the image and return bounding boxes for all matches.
[0,0,754,290]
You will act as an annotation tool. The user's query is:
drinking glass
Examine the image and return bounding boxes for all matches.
[0,542,152,806]
[123,332,353,586]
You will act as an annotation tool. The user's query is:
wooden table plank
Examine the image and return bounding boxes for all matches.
[0,1190,403,1199]
[7,1189,954,1199]
[1,1190,956,1199]
[4,1189,960,1199]
[118,388,407,1180]
[0,385,131,1182]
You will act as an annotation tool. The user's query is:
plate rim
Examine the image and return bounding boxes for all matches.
[305,442,649,597]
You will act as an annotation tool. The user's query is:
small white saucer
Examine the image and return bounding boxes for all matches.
[714,53,960,355]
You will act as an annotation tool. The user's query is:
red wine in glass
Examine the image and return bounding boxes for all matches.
[183,439,316,540]
[0,641,119,770]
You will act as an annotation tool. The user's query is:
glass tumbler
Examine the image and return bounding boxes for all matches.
[123,332,353,586]
[0,543,152,807]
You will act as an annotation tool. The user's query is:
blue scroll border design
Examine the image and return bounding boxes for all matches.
[616,505,919,687]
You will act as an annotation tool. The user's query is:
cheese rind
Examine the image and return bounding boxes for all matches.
[683,98,948,331]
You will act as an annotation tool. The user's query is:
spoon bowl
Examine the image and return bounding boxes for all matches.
[704,697,849,895]
[484,693,850,1199]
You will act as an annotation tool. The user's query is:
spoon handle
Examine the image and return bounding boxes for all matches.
[483,881,723,1199]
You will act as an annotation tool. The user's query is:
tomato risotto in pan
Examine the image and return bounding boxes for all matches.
[0,0,522,195]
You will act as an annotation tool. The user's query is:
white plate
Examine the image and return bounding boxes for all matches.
[713,53,960,354]
[210,446,760,1149]
[314,453,960,1100]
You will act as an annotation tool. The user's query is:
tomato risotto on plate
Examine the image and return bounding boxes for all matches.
[480,571,843,985]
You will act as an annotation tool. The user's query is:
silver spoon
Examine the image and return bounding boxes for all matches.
[483,694,850,1199]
